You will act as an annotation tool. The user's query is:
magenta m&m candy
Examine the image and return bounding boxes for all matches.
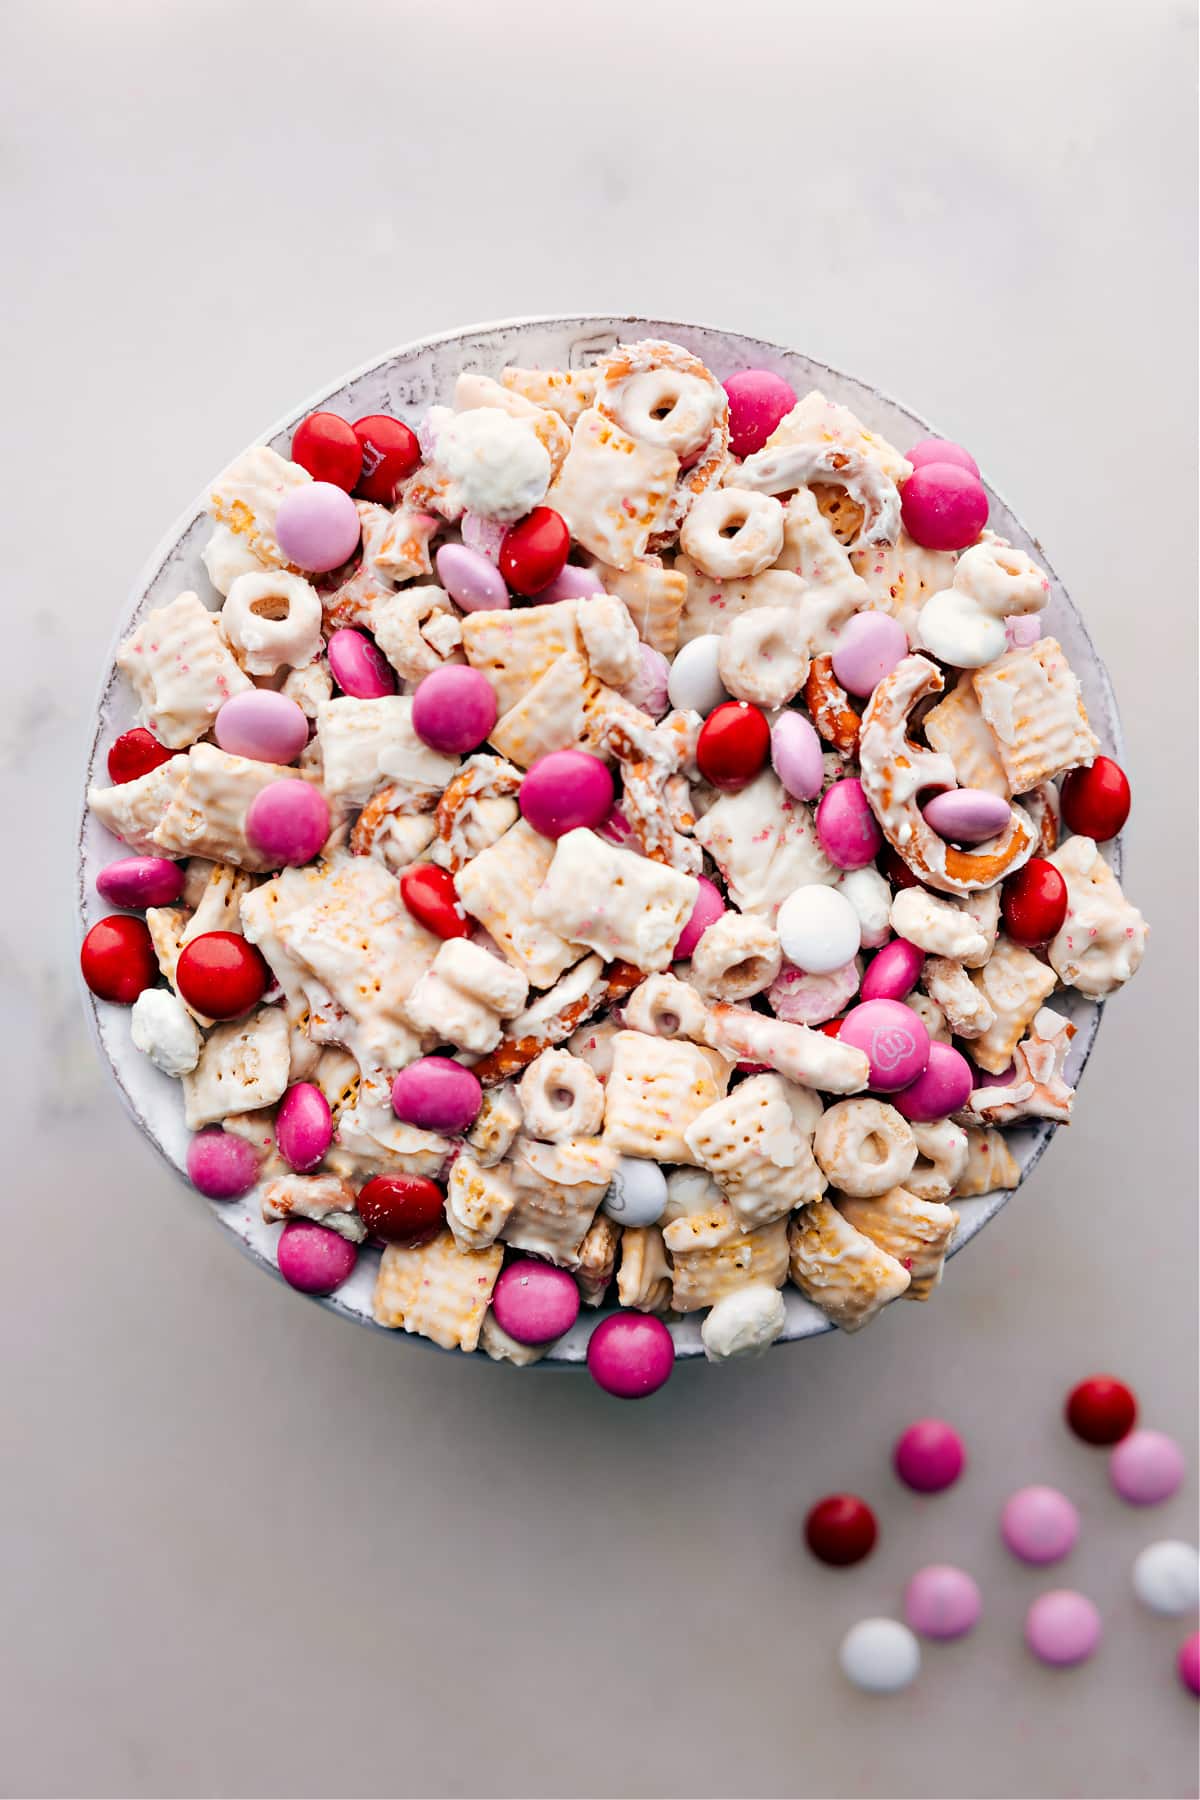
[893,1419,966,1493]
[187,1127,260,1200]
[1178,1632,1200,1697]
[723,369,797,458]
[1001,1486,1080,1565]
[1109,1429,1186,1505]
[276,1220,358,1295]
[96,855,185,910]
[906,437,980,477]
[771,710,825,800]
[275,1082,334,1173]
[492,1260,581,1345]
[326,627,397,698]
[891,1040,973,1121]
[411,665,497,755]
[215,689,309,764]
[922,788,1013,845]
[901,464,989,552]
[673,875,726,960]
[838,997,930,1092]
[391,1057,482,1135]
[1024,1590,1102,1668]
[831,611,908,699]
[904,1565,982,1640]
[435,542,510,612]
[519,749,615,838]
[586,1312,674,1398]
[860,938,923,1004]
[275,481,362,573]
[245,779,330,866]
[815,778,883,870]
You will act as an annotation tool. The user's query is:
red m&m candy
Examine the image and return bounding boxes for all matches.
[80,915,158,1004]
[1001,856,1068,947]
[352,414,421,503]
[399,865,470,939]
[1066,1374,1137,1445]
[106,727,172,786]
[291,411,362,492]
[804,1494,878,1566]
[175,931,270,1020]
[696,701,770,791]
[499,506,570,597]
[1060,756,1131,842]
[357,1173,445,1247]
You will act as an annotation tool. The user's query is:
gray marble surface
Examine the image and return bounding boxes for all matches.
[2,1,1196,1796]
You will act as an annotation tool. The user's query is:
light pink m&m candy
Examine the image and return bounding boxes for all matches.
[459,511,507,564]
[1109,1429,1186,1505]
[245,779,330,865]
[1024,1590,1102,1668]
[538,562,606,603]
[275,1082,333,1173]
[492,1260,581,1345]
[892,1040,973,1121]
[275,481,362,572]
[435,542,509,612]
[587,1312,675,1398]
[723,369,797,458]
[839,998,930,1092]
[907,437,980,477]
[187,1127,260,1199]
[519,750,615,837]
[894,1419,966,1493]
[621,642,671,718]
[411,665,497,754]
[861,938,923,1003]
[771,710,824,800]
[1001,1486,1080,1565]
[904,1566,982,1641]
[922,788,1012,844]
[831,612,908,698]
[674,875,726,960]
[816,778,883,870]
[327,627,397,698]
[96,855,185,909]
[901,463,989,552]
[215,689,309,764]
[391,1057,482,1135]
[277,1220,358,1295]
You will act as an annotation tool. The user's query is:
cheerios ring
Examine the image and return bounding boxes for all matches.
[518,1048,605,1142]
[717,606,811,707]
[813,1097,917,1198]
[679,487,785,579]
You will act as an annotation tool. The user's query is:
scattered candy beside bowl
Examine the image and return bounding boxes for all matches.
[77,315,1141,1380]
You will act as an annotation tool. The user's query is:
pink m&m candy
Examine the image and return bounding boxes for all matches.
[1109,1429,1186,1505]
[326,627,397,698]
[892,1040,973,1122]
[922,788,1012,844]
[904,1566,982,1641]
[723,369,797,458]
[187,1127,260,1200]
[907,437,980,478]
[435,542,510,612]
[674,875,726,960]
[277,1220,358,1295]
[492,1260,581,1345]
[275,481,362,573]
[275,1082,333,1173]
[901,463,989,552]
[838,998,930,1092]
[519,750,615,837]
[245,779,330,866]
[831,612,908,699]
[621,642,671,718]
[411,665,497,755]
[1178,1632,1200,1697]
[538,562,606,603]
[96,855,185,909]
[1001,1486,1080,1565]
[771,709,824,801]
[1024,1590,1102,1668]
[861,938,923,1003]
[215,689,309,764]
[391,1057,482,1135]
[894,1419,966,1493]
[587,1312,675,1398]
[816,778,883,870]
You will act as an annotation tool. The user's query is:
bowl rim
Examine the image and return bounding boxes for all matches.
[76,312,1121,1364]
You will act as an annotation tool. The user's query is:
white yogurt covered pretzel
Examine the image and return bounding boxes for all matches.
[890,888,989,963]
[372,585,462,682]
[813,1098,917,1198]
[1047,835,1148,997]
[701,1285,787,1361]
[921,957,996,1038]
[735,439,901,549]
[906,1120,970,1201]
[704,1003,869,1095]
[967,934,1059,1074]
[959,1007,1077,1126]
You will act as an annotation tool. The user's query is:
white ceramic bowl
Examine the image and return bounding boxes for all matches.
[76,315,1121,1362]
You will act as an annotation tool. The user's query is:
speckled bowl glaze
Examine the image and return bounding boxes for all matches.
[76,315,1122,1364]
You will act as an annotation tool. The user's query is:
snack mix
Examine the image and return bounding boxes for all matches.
[82,342,1148,1395]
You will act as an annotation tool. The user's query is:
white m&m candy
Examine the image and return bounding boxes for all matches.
[667,634,728,716]
[839,1618,921,1694]
[777,884,862,974]
[1132,1541,1200,1616]
[603,1156,668,1227]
